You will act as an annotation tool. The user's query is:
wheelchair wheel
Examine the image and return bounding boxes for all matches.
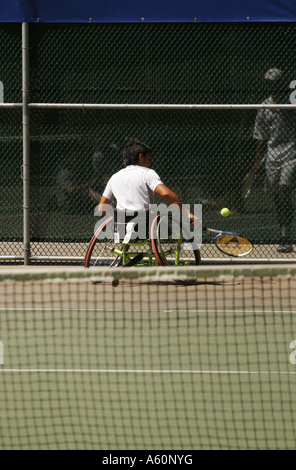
[151,214,201,266]
[84,216,118,268]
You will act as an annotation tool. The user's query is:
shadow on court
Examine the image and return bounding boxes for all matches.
[92,279,238,287]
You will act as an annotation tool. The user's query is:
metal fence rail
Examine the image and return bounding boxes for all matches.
[1,22,296,264]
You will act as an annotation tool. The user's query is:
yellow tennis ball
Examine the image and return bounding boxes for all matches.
[221,207,230,217]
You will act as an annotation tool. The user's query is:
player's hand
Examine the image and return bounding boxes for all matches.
[189,214,203,228]
[189,214,207,231]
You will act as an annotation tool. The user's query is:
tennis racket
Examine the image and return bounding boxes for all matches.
[242,170,256,199]
[204,227,253,257]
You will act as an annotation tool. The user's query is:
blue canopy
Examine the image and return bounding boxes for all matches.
[1,0,296,23]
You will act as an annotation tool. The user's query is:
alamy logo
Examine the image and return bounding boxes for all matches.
[93,203,203,249]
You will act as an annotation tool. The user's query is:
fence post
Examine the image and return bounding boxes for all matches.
[22,22,30,265]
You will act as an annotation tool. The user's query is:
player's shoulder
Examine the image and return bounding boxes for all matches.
[143,167,157,174]
[107,168,124,184]
[142,167,161,179]
[131,165,159,176]
[112,167,127,177]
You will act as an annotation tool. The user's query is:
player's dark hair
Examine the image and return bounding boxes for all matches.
[122,141,151,167]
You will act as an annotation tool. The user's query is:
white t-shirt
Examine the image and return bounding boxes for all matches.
[102,165,163,210]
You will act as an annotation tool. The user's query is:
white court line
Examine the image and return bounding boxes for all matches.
[0,368,295,375]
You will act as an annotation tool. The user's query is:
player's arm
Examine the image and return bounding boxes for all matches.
[98,195,113,214]
[155,184,182,209]
[98,177,114,214]
[155,184,201,227]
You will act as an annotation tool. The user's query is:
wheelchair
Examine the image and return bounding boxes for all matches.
[84,209,201,285]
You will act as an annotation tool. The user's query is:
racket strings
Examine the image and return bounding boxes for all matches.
[215,234,253,256]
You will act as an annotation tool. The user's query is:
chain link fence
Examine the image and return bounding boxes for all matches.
[0,24,23,261]
[1,22,296,263]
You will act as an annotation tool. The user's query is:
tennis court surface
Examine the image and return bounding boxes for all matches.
[0,265,295,449]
